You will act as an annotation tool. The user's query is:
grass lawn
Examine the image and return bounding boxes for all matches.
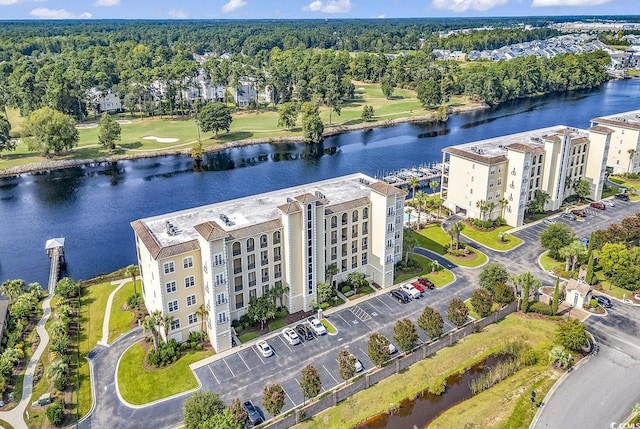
[465,300,501,320]
[321,319,337,334]
[410,226,488,268]
[293,314,559,429]
[268,319,287,332]
[395,253,454,287]
[238,332,259,343]
[108,280,138,344]
[117,343,211,405]
[593,271,636,301]
[609,175,640,192]
[462,225,524,251]
[538,251,564,273]
[0,419,14,429]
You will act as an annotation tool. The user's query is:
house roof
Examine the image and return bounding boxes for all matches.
[565,279,592,297]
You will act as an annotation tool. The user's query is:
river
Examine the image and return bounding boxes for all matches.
[1,79,640,286]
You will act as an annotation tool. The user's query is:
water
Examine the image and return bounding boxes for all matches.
[1,79,640,286]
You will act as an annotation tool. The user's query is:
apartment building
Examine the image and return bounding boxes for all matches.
[441,125,612,227]
[590,110,640,174]
[131,173,405,352]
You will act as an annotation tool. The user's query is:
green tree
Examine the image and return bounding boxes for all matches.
[142,310,164,352]
[0,279,26,303]
[417,78,442,108]
[337,349,356,381]
[277,102,298,130]
[552,276,560,315]
[347,271,367,295]
[628,148,636,172]
[450,220,465,250]
[197,409,241,429]
[247,295,276,330]
[317,282,332,303]
[46,402,65,427]
[447,297,469,327]
[408,175,420,201]
[558,240,585,273]
[325,263,338,283]
[380,74,395,99]
[301,101,324,143]
[190,140,204,171]
[98,113,121,150]
[0,114,16,158]
[262,383,286,416]
[540,223,576,260]
[470,289,493,317]
[24,107,79,155]
[367,332,391,367]
[478,263,509,296]
[549,345,572,369]
[585,253,595,286]
[493,282,516,305]
[393,318,419,352]
[55,277,79,299]
[573,179,591,202]
[47,359,69,390]
[183,390,226,429]
[556,318,589,352]
[199,102,232,137]
[598,242,630,287]
[196,304,209,335]
[300,364,322,402]
[418,305,444,338]
[429,180,439,195]
[402,230,418,264]
[229,398,248,428]
[125,264,140,301]
[361,105,374,121]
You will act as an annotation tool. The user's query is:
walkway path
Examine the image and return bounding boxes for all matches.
[0,290,54,429]
[98,279,130,347]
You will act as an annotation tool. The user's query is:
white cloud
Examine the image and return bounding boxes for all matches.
[93,0,120,6]
[30,7,92,18]
[377,14,385,18]
[221,0,247,13]
[304,0,352,13]
[168,8,188,18]
[0,0,22,5]
[431,0,509,12]
[532,0,612,6]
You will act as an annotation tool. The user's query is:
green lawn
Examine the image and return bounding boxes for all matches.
[108,280,138,344]
[118,343,211,405]
[539,251,563,273]
[268,319,287,331]
[293,314,559,429]
[593,271,635,301]
[462,225,524,251]
[238,332,259,343]
[410,226,488,268]
[395,253,454,287]
[321,319,337,334]
[465,300,501,320]
[609,175,640,192]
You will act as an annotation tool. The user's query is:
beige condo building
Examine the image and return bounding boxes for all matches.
[590,110,640,174]
[441,125,612,227]
[131,173,405,352]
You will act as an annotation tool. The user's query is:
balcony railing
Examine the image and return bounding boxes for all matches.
[275,272,282,279]
[232,249,241,256]
[262,276,269,282]
[331,222,337,228]
[331,238,337,244]
[274,255,281,262]
[249,280,256,287]
[247,246,255,252]
[247,263,255,270]
[233,267,242,274]
[261,259,269,266]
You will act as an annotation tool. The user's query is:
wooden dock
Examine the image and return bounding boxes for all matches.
[45,238,65,293]
[375,163,444,189]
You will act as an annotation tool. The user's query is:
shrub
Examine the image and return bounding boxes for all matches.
[126,294,142,309]
[529,302,553,316]
[589,298,598,309]
[340,285,352,294]
[46,402,65,426]
[622,172,640,180]
[231,319,240,329]
[146,339,180,367]
[320,302,331,310]
[275,307,288,319]
[521,348,539,366]
[239,314,252,328]
[188,331,203,343]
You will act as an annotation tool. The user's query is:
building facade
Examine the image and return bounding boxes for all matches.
[131,173,405,352]
[590,110,640,174]
[441,125,612,227]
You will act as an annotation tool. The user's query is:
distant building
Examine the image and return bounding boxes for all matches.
[590,110,640,174]
[0,298,9,341]
[86,88,123,114]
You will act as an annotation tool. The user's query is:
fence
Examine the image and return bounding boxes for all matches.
[264,300,518,428]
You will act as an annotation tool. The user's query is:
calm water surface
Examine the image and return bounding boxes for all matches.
[2,79,640,286]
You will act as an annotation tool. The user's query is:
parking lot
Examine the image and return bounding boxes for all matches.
[193,286,465,419]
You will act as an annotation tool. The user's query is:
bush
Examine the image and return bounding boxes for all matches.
[589,298,598,309]
[231,319,240,329]
[275,307,288,319]
[622,172,640,180]
[239,314,252,328]
[320,302,331,310]
[188,331,203,343]
[529,302,553,316]
[146,339,180,367]
[46,402,65,426]
[340,285,352,294]
[126,294,142,309]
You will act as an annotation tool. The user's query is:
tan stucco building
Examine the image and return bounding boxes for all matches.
[441,125,612,227]
[590,109,640,174]
[131,173,405,352]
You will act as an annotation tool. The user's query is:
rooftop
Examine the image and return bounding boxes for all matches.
[136,173,380,248]
[592,109,640,130]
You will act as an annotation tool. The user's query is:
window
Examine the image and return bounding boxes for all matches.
[261,250,268,266]
[248,271,256,287]
[213,254,224,266]
[331,215,338,228]
[186,294,196,306]
[168,300,178,312]
[232,242,241,256]
[165,281,177,294]
[363,207,369,219]
[235,293,244,309]
[362,253,368,264]
[472,163,475,169]
[183,257,193,269]
[247,254,255,269]
[188,313,198,325]
[215,273,225,286]
[342,213,348,225]
[489,180,494,188]
[351,256,357,269]
[352,210,358,222]
[490,168,496,175]
[273,231,281,244]
[249,289,257,300]
[471,176,474,182]
[234,276,243,292]
[362,237,368,250]
[362,221,368,235]
[163,261,175,274]
[262,268,269,282]
[184,276,195,289]
[387,223,393,232]
[274,247,281,262]
[246,238,255,252]
[170,319,180,330]
[217,312,228,324]
[260,234,268,248]
[470,189,473,194]
[216,293,226,305]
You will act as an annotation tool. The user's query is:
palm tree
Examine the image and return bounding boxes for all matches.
[125,264,140,300]
[47,359,69,385]
[407,176,420,202]
[475,199,487,221]
[402,230,418,265]
[430,260,440,273]
[325,263,338,284]
[428,180,439,195]
[559,240,585,273]
[269,282,289,309]
[161,314,174,342]
[434,198,444,219]
[415,191,427,227]
[498,197,509,219]
[142,310,163,352]
[449,221,465,250]
[1,279,25,303]
[628,148,636,172]
[447,228,456,249]
[196,304,209,335]
[486,201,497,222]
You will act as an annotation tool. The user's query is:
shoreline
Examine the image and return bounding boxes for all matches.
[0,102,488,178]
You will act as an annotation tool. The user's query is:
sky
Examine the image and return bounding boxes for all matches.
[0,0,638,20]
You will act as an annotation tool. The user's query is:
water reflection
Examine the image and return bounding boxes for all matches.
[31,167,83,204]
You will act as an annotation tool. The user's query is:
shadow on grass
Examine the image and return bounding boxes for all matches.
[119,141,143,150]
[216,131,254,143]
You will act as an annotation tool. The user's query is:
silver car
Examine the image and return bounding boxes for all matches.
[282,327,301,345]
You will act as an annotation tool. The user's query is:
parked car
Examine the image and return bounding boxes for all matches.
[543,218,557,225]
[350,353,364,372]
[282,327,301,345]
[256,340,274,358]
[243,400,264,426]
[560,212,577,221]
[307,317,327,336]
[580,237,589,247]
[389,288,410,303]
[614,193,630,201]
[296,323,314,341]
[571,209,585,217]
[388,342,398,354]
[417,277,435,289]
[411,281,425,293]
[590,202,606,210]
[595,295,612,308]
[602,200,615,207]
[400,283,421,299]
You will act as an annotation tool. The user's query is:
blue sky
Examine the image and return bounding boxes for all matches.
[0,0,637,20]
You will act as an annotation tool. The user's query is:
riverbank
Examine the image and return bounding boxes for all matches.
[0,102,487,178]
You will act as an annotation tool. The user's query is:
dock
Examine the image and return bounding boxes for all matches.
[375,163,445,189]
[45,238,65,293]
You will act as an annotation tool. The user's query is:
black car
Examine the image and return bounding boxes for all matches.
[614,193,630,201]
[295,323,314,341]
[389,288,410,303]
[243,400,264,426]
[594,295,612,308]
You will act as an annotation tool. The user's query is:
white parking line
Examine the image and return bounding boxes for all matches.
[277,335,294,353]
[283,386,297,408]
[208,365,220,384]
[443,320,455,330]
[323,365,339,385]
[375,296,393,310]
[237,352,251,370]
[338,313,352,326]
[224,359,236,378]
[251,347,266,364]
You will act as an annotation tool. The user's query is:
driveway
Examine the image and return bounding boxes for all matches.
[533,304,640,428]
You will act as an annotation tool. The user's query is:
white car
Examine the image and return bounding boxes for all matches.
[543,218,557,225]
[602,200,615,207]
[256,340,274,358]
[400,283,421,299]
[282,327,300,345]
[352,354,364,372]
[388,342,398,354]
[307,317,327,336]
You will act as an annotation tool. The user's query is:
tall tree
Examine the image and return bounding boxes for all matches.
[450,221,465,250]
[417,78,442,108]
[98,113,121,150]
[0,114,16,158]
[277,102,298,130]
[183,391,226,429]
[199,102,232,137]
[418,305,444,338]
[380,74,395,99]
[347,271,368,295]
[628,148,636,172]
[24,107,79,155]
[573,179,591,202]
[402,230,418,264]
[447,297,469,327]
[408,176,420,201]
[1,279,26,303]
[247,295,276,330]
[301,101,323,144]
[558,240,585,273]
[429,180,439,195]
[470,289,493,317]
[337,349,356,381]
[262,383,286,416]
[196,304,209,334]
[300,364,322,403]
[540,223,576,260]
[552,276,560,315]
[125,264,140,300]
[393,318,418,352]
[367,332,391,367]
[228,398,248,428]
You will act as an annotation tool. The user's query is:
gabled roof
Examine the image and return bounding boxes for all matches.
[588,125,614,134]
[193,221,229,241]
[368,181,407,197]
[277,201,302,215]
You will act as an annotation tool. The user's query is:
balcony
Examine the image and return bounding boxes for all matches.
[247,263,255,270]
[342,250,348,257]
[331,222,337,228]
[342,235,347,242]
[232,249,241,256]
[362,228,368,235]
[331,238,337,245]
[274,255,281,262]
[352,231,358,238]
[261,259,269,266]
[362,257,368,265]
[249,280,256,287]
[273,238,281,245]
[262,276,269,282]
[351,248,358,253]
[233,267,242,274]
[275,272,282,279]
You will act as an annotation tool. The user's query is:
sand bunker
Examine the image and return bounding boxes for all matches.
[116,119,132,125]
[76,123,98,129]
[143,136,179,143]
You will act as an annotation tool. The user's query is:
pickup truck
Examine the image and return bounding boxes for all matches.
[243,400,264,426]
[307,317,327,335]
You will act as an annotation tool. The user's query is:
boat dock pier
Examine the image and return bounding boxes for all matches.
[45,238,65,293]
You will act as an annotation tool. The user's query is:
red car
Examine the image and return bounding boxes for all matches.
[590,202,605,210]
[412,281,425,293]
[417,277,435,290]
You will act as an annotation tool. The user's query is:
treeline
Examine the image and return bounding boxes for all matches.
[431,28,560,52]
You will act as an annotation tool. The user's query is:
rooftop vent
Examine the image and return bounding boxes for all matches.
[315,191,327,200]
[219,213,234,227]
[165,220,178,236]
[359,178,371,185]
